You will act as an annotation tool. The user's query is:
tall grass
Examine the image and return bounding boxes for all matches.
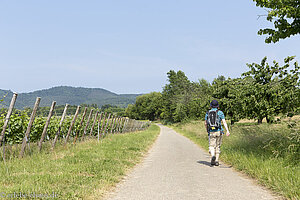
[0,125,160,199]
[172,120,299,200]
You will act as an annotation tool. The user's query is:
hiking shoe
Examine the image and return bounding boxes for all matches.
[215,161,219,166]
[211,156,216,166]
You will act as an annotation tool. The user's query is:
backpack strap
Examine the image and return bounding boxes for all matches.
[216,109,222,129]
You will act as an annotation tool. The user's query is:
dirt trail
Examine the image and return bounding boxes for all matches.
[106,125,279,200]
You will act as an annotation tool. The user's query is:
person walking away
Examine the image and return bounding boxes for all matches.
[205,100,230,166]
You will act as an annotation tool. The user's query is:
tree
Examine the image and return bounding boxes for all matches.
[125,104,136,119]
[161,70,193,123]
[242,56,300,123]
[101,104,125,116]
[254,0,300,43]
[101,104,116,110]
[188,79,212,119]
[212,77,247,125]
[125,92,163,121]
[141,92,163,121]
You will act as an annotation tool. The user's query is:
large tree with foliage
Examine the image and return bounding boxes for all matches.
[242,56,300,123]
[161,70,193,123]
[212,77,248,125]
[187,79,212,119]
[254,0,300,43]
[125,92,163,121]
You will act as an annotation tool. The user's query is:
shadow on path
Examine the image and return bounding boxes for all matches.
[197,160,212,167]
[197,160,232,168]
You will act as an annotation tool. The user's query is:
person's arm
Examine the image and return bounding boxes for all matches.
[204,120,208,133]
[222,119,230,136]
[204,113,209,133]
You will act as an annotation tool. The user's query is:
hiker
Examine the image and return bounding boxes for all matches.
[205,100,230,166]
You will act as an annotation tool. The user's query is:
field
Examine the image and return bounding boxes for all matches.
[0,124,160,199]
[171,118,300,200]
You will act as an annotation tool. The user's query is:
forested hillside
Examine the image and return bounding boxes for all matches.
[0,86,140,109]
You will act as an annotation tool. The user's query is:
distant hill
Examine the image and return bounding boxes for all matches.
[0,86,140,109]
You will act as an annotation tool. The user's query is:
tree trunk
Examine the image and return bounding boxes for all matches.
[258,118,263,124]
[266,116,273,124]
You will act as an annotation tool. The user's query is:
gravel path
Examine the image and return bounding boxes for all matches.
[107,124,279,200]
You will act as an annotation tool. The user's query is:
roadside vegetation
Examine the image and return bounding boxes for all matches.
[0,125,160,199]
[126,59,300,125]
[171,119,299,200]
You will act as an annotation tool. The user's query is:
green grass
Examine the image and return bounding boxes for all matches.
[171,120,299,200]
[0,124,160,199]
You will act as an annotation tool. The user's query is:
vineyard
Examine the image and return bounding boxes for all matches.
[0,94,150,161]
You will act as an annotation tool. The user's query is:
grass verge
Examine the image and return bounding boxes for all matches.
[0,124,160,199]
[171,121,299,200]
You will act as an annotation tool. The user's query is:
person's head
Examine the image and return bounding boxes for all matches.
[210,100,219,108]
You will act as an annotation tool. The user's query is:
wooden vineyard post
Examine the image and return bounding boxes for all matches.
[38,101,56,151]
[103,113,111,136]
[117,117,122,133]
[108,114,114,134]
[109,115,114,134]
[0,93,18,146]
[126,118,130,133]
[137,121,140,131]
[114,116,118,134]
[52,104,68,149]
[135,120,139,131]
[140,121,144,130]
[122,118,128,133]
[141,121,144,130]
[125,118,130,133]
[140,121,143,131]
[116,117,121,133]
[126,119,130,132]
[20,97,41,158]
[119,117,124,133]
[127,119,132,132]
[97,112,103,141]
[115,116,119,133]
[100,112,107,137]
[89,111,99,138]
[116,117,120,133]
[137,121,141,131]
[120,118,125,133]
[113,117,118,134]
[129,119,134,132]
[82,109,93,141]
[110,115,116,134]
[73,107,87,144]
[65,106,80,144]
[131,119,135,131]
[134,120,138,131]
[123,118,128,133]
[121,118,125,133]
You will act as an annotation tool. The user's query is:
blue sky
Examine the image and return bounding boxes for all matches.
[0,0,299,94]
